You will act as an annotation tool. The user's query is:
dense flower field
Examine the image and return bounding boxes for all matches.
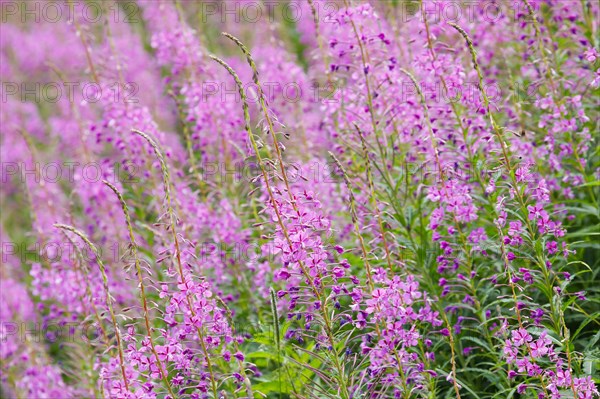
[1,0,599,398]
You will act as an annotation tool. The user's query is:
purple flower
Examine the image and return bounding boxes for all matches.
[546,241,558,255]
[511,328,532,347]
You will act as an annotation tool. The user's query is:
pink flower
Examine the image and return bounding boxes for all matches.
[511,328,532,347]
[530,333,551,358]
[527,204,545,220]
[546,241,558,255]
[583,48,599,63]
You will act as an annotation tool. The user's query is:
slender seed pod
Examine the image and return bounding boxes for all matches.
[102,180,175,398]
[53,223,130,394]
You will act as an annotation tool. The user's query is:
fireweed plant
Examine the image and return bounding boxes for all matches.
[1,0,599,398]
